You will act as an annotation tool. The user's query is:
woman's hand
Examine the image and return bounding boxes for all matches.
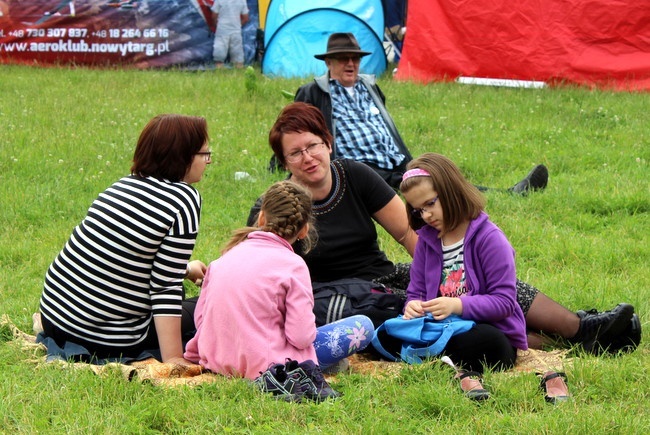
[403,300,425,320]
[185,260,207,285]
[421,297,463,320]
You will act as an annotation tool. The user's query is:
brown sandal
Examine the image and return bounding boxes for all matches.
[539,371,571,404]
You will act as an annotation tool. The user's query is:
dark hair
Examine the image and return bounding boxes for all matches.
[131,114,208,182]
[222,180,317,254]
[399,153,485,235]
[268,102,333,167]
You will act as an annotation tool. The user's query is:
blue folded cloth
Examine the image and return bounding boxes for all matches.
[36,333,159,364]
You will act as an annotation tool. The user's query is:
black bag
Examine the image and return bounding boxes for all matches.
[312,278,405,329]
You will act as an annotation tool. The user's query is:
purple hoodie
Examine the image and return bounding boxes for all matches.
[406,212,528,350]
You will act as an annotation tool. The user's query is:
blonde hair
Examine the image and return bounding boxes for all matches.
[222,181,317,254]
[400,153,485,236]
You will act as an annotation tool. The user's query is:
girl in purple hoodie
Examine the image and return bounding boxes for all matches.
[399,153,527,400]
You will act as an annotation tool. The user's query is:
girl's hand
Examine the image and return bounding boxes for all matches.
[403,300,425,320]
[421,297,463,320]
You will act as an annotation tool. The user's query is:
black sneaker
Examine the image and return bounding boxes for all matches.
[285,359,342,402]
[509,164,548,195]
[598,313,641,355]
[571,303,635,355]
[253,363,306,402]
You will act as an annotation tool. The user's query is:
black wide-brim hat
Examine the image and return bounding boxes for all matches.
[314,33,372,60]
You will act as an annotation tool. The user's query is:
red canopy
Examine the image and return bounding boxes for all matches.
[396,0,650,91]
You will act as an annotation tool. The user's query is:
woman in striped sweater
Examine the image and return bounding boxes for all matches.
[39,114,211,364]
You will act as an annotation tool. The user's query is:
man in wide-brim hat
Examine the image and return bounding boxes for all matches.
[294,32,413,189]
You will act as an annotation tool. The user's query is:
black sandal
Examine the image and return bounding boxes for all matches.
[456,371,490,401]
[539,371,571,404]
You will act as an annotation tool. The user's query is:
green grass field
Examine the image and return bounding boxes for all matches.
[1,64,648,433]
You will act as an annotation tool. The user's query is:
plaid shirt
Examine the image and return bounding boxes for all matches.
[330,79,404,170]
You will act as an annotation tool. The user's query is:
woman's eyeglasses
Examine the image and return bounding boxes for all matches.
[284,142,327,163]
[196,150,212,162]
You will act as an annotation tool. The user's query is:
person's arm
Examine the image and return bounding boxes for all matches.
[403,230,428,319]
[154,315,193,364]
[149,189,200,364]
[212,11,218,29]
[460,226,519,323]
[283,264,317,350]
[372,196,418,256]
[241,13,249,25]
[150,237,191,364]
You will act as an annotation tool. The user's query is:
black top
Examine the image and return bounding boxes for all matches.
[247,159,396,282]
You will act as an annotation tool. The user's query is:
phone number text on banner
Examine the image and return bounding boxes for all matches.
[0,0,214,68]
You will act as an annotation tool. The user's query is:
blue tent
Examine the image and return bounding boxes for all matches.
[262,0,386,78]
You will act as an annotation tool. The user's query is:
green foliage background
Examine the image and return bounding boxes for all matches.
[1,65,648,433]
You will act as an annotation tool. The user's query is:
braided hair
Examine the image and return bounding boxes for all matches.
[221,181,317,254]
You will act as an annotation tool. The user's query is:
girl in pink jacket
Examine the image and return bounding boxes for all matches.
[184,181,372,380]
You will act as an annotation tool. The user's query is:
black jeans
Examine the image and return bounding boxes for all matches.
[443,323,517,373]
[41,298,199,361]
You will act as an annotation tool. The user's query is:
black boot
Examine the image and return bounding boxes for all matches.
[509,164,548,195]
[570,303,635,355]
[592,312,641,355]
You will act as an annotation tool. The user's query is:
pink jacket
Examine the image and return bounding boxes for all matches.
[184,231,317,379]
